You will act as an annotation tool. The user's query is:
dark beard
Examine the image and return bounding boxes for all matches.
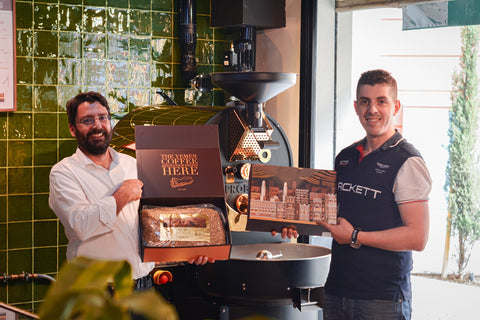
[74,127,113,156]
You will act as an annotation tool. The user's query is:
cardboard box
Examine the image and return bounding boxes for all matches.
[246,164,337,236]
[135,125,231,262]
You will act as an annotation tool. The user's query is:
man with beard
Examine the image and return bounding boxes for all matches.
[49,92,212,292]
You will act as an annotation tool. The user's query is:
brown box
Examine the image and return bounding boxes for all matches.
[246,164,337,236]
[135,125,231,262]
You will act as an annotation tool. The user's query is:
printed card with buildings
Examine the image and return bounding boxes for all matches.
[246,164,337,235]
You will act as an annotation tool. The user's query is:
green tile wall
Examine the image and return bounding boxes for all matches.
[1,0,233,313]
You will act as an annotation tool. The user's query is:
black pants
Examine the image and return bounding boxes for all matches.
[131,274,154,320]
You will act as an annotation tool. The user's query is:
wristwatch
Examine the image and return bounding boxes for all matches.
[350,228,361,249]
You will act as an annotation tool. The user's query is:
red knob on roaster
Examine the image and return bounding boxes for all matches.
[153,270,173,285]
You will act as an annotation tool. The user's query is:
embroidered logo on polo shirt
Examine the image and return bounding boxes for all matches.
[339,160,349,166]
[375,162,390,174]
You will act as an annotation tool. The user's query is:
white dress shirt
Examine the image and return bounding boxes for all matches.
[49,147,154,279]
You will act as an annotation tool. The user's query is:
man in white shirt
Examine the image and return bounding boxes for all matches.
[49,91,211,289]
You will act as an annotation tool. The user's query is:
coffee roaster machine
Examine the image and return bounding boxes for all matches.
[111,71,331,319]
[110,0,331,318]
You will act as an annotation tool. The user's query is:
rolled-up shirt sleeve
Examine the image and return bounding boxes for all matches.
[393,156,432,204]
[49,161,118,241]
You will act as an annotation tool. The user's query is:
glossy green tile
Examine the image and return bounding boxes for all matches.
[8,223,33,249]
[197,0,210,15]
[107,34,129,60]
[34,221,57,247]
[16,57,33,85]
[0,169,5,195]
[34,168,52,194]
[60,0,82,4]
[130,10,151,36]
[8,168,33,194]
[107,0,128,8]
[34,113,58,139]
[58,86,82,112]
[0,223,5,253]
[34,31,58,58]
[152,11,172,37]
[7,249,33,297]
[0,141,6,166]
[59,59,82,85]
[8,195,33,222]
[59,32,82,58]
[58,139,77,160]
[34,86,58,112]
[59,5,83,32]
[0,196,6,221]
[131,0,150,10]
[196,40,214,64]
[84,0,106,6]
[214,28,233,41]
[84,60,106,86]
[128,88,150,109]
[34,59,58,85]
[152,38,172,62]
[0,224,5,249]
[0,116,7,139]
[34,140,58,165]
[34,194,56,220]
[172,38,180,63]
[33,280,53,302]
[16,85,34,112]
[16,2,33,29]
[214,41,230,65]
[16,30,34,57]
[151,63,172,87]
[59,226,68,247]
[130,36,151,62]
[172,63,184,87]
[83,33,106,59]
[34,3,59,31]
[107,8,129,34]
[197,14,213,40]
[150,88,171,105]
[8,113,32,139]
[129,62,150,87]
[106,87,128,113]
[8,141,33,167]
[195,64,213,76]
[58,111,73,138]
[106,61,128,86]
[83,7,106,34]
[152,0,172,12]
[59,244,68,261]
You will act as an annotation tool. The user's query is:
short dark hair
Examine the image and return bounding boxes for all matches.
[356,69,398,100]
[66,91,110,126]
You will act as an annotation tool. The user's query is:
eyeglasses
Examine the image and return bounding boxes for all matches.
[76,114,111,126]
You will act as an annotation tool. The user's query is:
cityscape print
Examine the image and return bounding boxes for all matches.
[249,164,337,225]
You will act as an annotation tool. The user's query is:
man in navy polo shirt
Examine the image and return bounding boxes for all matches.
[317,69,432,319]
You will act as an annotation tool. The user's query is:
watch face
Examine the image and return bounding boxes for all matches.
[350,242,361,249]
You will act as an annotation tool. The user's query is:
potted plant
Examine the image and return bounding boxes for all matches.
[38,257,178,320]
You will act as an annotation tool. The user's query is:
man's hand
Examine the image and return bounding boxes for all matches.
[113,179,143,215]
[317,217,354,245]
[187,256,215,265]
[271,226,298,239]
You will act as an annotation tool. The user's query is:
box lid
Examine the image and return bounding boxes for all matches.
[135,125,224,199]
